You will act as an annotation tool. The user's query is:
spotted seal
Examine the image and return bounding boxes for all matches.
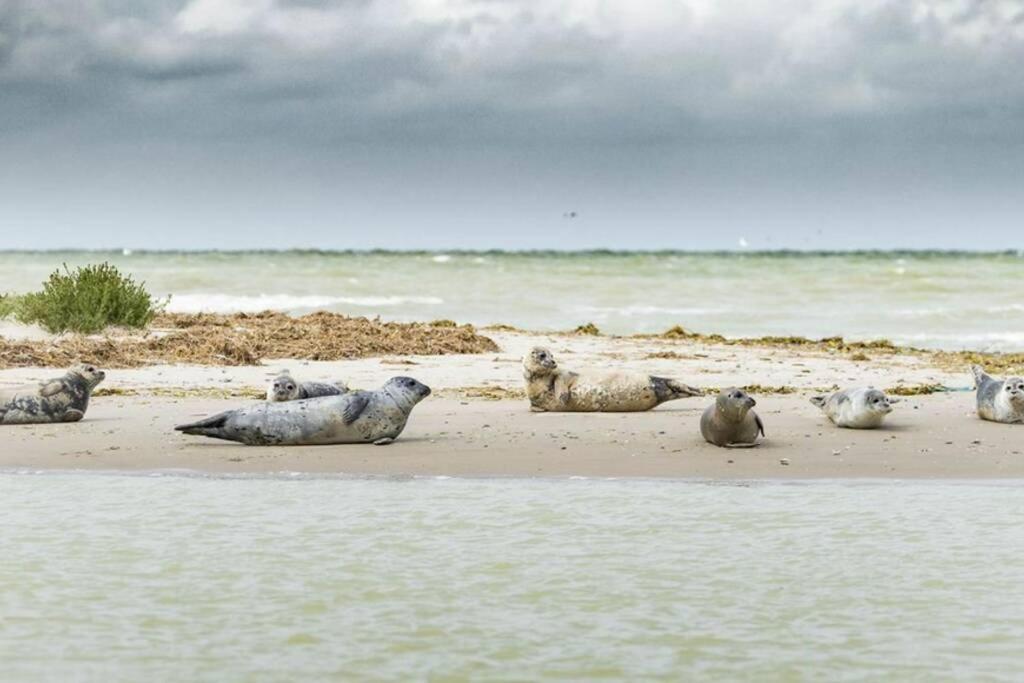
[700,388,764,448]
[0,364,106,425]
[522,346,702,412]
[266,370,349,402]
[972,365,1024,424]
[175,376,430,445]
[810,387,898,429]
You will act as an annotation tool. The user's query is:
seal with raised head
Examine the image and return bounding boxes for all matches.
[522,346,702,412]
[0,363,106,425]
[972,365,1024,424]
[175,376,430,445]
[266,371,349,402]
[700,388,764,448]
[810,387,898,429]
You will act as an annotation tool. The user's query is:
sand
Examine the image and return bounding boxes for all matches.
[1,329,1019,479]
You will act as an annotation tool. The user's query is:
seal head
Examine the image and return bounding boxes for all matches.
[68,363,106,390]
[382,376,432,411]
[268,373,300,402]
[523,347,558,376]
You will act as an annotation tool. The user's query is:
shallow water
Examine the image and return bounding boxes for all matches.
[3,473,1023,681]
[1,250,1023,350]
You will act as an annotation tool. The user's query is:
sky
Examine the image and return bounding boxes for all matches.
[1,0,1023,251]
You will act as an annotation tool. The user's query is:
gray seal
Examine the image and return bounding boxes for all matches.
[176,376,431,445]
[972,365,1024,424]
[267,371,349,402]
[523,346,702,412]
[700,388,764,448]
[0,363,106,425]
[810,387,898,429]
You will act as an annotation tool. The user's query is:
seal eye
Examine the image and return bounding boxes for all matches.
[287,384,295,391]
[86,366,95,373]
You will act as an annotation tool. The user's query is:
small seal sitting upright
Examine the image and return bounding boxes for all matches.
[972,365,1024,424]
[810,387,898,429]
[0,363,106,425]
[266,371,349,402]
[522,346,702,412]
[700,388,764,448]
[176,376,430,445]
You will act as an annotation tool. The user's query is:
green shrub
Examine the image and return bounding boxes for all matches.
[0,294,16,320]
[15,263,163,334]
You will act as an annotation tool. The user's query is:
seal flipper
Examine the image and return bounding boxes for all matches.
[342,393,371,425]
[651,377,702,402]
[755,413,765,437]
[809,395,827,409]
[175,411,234,440]
[971,365,992,388]
[39,379,66,398]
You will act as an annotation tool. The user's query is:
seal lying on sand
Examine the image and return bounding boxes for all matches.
[972,365,1024,424]
[176,376,430,445]
[700,388,764,448]
[0,364,106,425]
[810,387,898,429]
[522,346,702,412]
[266,371,349,402]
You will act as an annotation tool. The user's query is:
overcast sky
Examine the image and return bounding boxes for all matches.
[1,0,1022,250]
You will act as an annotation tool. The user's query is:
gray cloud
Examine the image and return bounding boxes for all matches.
[1,0,1023,249]
[1,0,1020,143]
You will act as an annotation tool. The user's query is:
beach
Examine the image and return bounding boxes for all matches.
[3,327,1019,479]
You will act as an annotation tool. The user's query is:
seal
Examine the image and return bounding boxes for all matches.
[700,388,764,448]
[972,365,1024,424]
[266,371,349,402]
[175,376,430,445]
[809,387,898,429]
[522,346,702,412]
[0,363,106,425]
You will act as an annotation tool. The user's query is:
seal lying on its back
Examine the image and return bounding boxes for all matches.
[0,364,106,425]
[266,371,349,402]
[522,346,702,412]
[972,365,1024,424]
[176,376,430,445]
[810,387,898,429]
[700,388,764,448]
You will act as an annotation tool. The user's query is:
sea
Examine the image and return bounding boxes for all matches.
[2,474,1024,681]
[3,250,1024,680]
[1,249,1023,351]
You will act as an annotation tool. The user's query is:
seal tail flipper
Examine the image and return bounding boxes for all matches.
[971,365,991,388]
[809,395,827,409]
[651,377,703,402]
[174,411,234,440]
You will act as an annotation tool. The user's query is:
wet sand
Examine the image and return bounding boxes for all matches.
[1,329,1019,479]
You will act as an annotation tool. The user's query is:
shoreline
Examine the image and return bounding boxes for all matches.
[2,394,1021,480]
[2,327,1021,479]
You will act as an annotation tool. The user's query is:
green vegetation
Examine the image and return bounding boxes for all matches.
[0,294,15,320]
[7,263,163,334]
[573,322,601,336]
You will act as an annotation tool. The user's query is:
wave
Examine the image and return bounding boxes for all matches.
[165,293,444,314]
[574,305,731,317]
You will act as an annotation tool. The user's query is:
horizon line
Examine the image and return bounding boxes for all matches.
[1,248,1022,257]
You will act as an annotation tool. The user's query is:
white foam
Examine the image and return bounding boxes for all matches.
[165,293,444,314]
[574,305,729,317]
